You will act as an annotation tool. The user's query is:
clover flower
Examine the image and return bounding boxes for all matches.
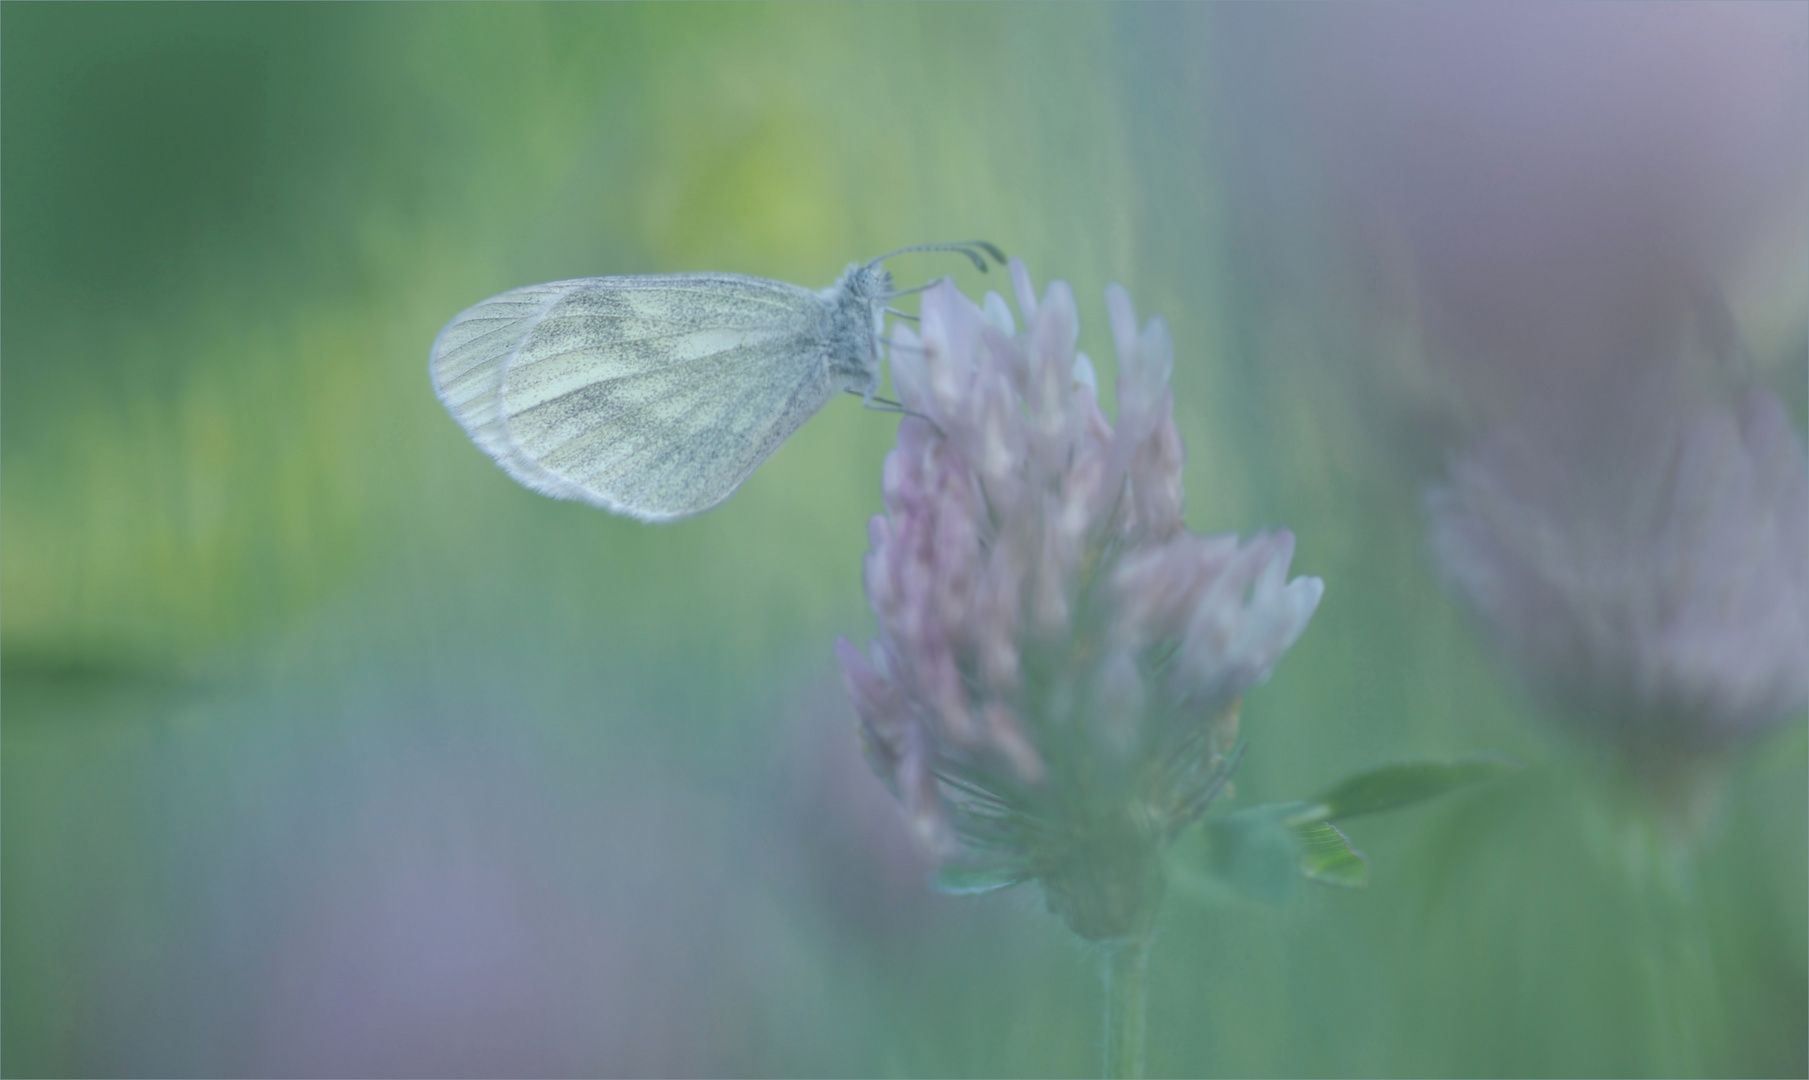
[1426,386,1809,777]
[837,262,1323,942]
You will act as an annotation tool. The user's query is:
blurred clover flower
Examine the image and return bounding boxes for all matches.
[1426,385,1808,808]
[836,261,1322,945]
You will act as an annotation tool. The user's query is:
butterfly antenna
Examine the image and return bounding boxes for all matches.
[867,241,1007,274]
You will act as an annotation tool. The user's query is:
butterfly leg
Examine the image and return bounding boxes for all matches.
[845,389,941,430]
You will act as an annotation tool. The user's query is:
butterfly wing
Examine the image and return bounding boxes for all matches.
[430,274,840,520]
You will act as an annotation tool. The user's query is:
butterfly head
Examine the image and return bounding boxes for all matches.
[826,243,1006,398]
[817,262,892,397]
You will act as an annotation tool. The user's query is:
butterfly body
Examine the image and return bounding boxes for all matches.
[430,262,892,521]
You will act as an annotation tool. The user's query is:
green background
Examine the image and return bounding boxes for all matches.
[4,4,1804,1076]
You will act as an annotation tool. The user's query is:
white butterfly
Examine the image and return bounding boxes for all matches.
[430,242,1001,521]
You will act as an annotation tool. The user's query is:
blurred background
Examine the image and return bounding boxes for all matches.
[3,3,1804,1076]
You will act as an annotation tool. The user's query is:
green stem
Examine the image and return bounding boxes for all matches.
[1103,937,1151,1080]
[1619,809,1717,1077]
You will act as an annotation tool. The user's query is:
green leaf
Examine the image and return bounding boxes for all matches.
[1300,755,1520,822]
[1204,803,1307,905]
[931,863,1030,896]
[1188,757,1510,904]
[1294,820,1369,889]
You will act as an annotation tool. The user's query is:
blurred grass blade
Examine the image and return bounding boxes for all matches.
[1294,820,1369,889]
[1301,756,1520,822]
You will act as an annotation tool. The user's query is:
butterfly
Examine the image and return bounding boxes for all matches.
[429,242,1001,521]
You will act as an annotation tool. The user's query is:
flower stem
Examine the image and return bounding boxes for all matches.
[1102,937,1151,1079]
[1620,814,1718,1077]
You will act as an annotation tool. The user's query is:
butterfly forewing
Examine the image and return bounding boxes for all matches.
[430,274,839,520]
